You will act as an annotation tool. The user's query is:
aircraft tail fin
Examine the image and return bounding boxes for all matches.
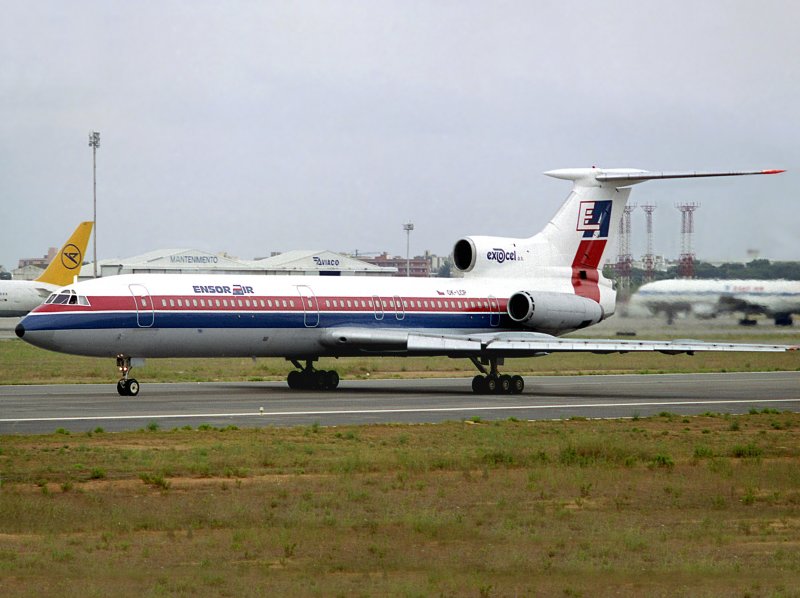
[36,222,93,286]
[539,167,785,272]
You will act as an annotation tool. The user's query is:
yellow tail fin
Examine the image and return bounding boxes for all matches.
[36,222,94,286]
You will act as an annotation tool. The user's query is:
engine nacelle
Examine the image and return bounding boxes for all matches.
[507,290,603,331]
[452,236,527,274]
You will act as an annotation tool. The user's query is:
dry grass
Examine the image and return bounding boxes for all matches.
[2,414,800,596]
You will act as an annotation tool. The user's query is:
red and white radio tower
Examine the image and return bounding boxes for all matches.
[614,204,636,297]
[641,204,657,282]
[676,202,700,278]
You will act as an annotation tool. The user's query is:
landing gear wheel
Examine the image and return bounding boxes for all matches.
[324,370,340,390]
[127,379,140,396]
[286,360,340,391]
[468,357,524,395]
[117,379,128,396]
[287,370,302,389]
[313,370,327,390]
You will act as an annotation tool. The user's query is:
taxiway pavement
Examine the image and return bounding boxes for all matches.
[1,371,798,434]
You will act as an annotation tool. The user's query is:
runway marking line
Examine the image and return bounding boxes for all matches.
[1,397,798,424]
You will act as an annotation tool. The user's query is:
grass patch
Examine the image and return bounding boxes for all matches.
[2,413,799,595]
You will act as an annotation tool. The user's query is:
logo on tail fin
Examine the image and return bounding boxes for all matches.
[577,201,613,238]
[60,244,82,270]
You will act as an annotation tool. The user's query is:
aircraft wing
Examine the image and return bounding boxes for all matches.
[322,328,796,356]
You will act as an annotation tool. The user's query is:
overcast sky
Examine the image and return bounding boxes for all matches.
[1,0,798,271]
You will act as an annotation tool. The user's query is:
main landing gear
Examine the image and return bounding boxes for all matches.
[287,359,340,391]
[116,355,140,396]
[469,357,524,395]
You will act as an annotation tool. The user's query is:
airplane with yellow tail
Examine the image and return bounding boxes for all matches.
[0,222,93,317]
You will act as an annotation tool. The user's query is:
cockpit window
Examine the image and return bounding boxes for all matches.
[44,289,88,306]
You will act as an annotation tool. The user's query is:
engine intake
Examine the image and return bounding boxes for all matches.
[453,238,477,272]
[507,291,603,331]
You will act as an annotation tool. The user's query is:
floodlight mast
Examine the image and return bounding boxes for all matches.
[88,131,100,278]
[403,222,414,277]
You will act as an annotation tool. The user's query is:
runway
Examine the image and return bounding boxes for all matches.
[1,371,798,434]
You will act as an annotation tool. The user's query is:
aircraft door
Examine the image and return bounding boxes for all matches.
[488,295,500,327]
[394,295,405,320]
[129,284,155,328]
[296,285,320,328]
[372,295,384,320]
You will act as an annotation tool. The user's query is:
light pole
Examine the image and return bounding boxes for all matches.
[88,131,100,278]
[403,222,414,276]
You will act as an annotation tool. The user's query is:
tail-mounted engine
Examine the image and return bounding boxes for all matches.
[507,290,603,331]
[453,236,529,275]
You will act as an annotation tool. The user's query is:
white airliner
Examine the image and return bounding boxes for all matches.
[631,278,800,326]
[15,168,794,396]
[0,222,93,317]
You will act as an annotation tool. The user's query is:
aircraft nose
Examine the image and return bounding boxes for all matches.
[15,322,25,338]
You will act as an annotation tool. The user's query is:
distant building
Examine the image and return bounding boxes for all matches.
[358,252,431,277]
[18,247,57,270]
[254,250,396,276]
[78,248,396,279]
[11,264,45,281]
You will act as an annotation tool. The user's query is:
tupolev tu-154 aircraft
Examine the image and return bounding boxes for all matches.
[15,167,795,396]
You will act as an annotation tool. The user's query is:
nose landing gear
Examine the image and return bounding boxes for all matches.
[116,355,140,396]
[470,357,524,395]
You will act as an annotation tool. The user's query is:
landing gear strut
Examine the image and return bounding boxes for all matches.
[287,359,340,391]
[469,357,524,395]
[116,355,140,396]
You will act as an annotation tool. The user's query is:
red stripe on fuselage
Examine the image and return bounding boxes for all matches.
[31,295,510,314]
[571,239,606,302]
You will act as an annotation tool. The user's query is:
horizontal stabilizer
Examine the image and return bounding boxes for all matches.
[545,168,785,187]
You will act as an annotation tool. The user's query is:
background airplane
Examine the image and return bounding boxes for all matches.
[0,222,93,317]
[631,278,800,326]
[15,168,792,396]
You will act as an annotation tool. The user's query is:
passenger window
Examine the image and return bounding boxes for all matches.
[223,299,228,307]
[260,300,265,307]
[238,300,243,307]
[169,299,175,307]
[215,299,221,307]
[200,299,205,307]
[177,299,183,307]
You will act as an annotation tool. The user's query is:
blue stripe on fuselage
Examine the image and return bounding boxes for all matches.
[22,311,514,331]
